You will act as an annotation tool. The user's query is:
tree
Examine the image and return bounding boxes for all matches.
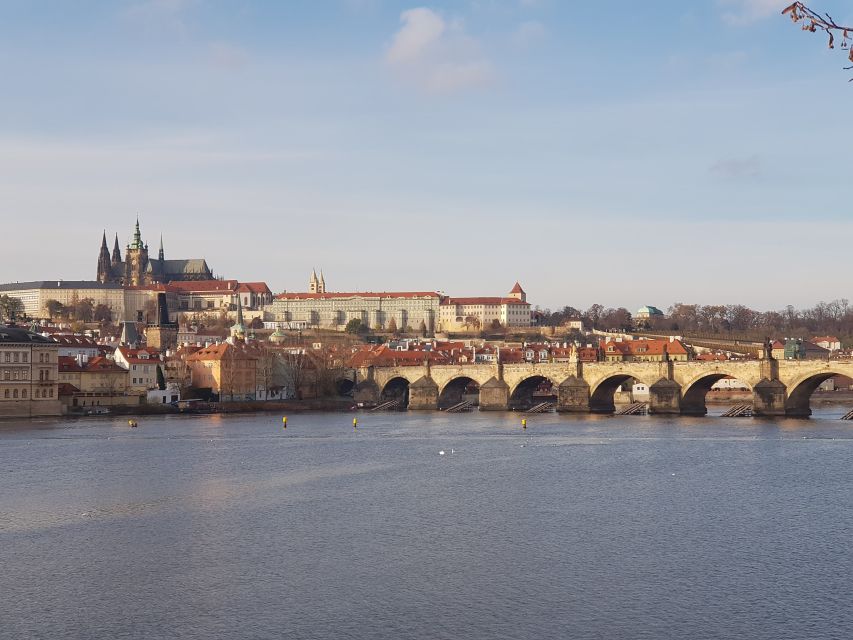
[73,298,95,322]
[419,319,428,337]
[0,295,23,323]
[463,315,481,332]
[93,303,112,324]
[45,299,65,320]
[387,317,399,334]
[583,304,604,329]
[345,318,368,334]
[156,364,166,391]
[782,3,853,79]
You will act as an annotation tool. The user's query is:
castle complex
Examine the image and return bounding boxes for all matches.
[97,219,213,286]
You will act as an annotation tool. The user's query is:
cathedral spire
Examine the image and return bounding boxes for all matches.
[158,234,164,261]
[112,233,122,266]
[97,231,111,283]
[130,217,143,249]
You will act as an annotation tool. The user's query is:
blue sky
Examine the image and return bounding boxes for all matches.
[1,0,851,311]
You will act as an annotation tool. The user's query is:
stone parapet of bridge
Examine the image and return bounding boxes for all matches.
[351,358,853,417]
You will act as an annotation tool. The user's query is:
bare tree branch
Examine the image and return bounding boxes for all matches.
[783,2,853,79]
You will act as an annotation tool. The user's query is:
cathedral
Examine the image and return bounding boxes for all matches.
[97,219,213,286]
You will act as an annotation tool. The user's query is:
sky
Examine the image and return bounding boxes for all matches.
[1,0,851,312]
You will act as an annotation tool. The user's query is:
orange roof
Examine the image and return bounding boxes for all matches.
[509,282,525,294]
[84,356,126,373]
[600,338,689,356]
[236,282,271,294]
[167,280,238,293]
[442,297,528,306]
[186,342,257,362]
[277,291,440,300]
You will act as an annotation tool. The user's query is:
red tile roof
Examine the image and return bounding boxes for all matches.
[277,291,440,300]
[600,338,689,357]
[236,282,271,294]
[442,297,528,306]
[509,282,525,294]
[167,280,238,293]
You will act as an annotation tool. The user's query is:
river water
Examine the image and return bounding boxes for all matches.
[2,409,852,640]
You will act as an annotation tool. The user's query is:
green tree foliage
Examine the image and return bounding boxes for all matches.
[386,317,399,334]
[156,365,166,391]
[345,318,367,334]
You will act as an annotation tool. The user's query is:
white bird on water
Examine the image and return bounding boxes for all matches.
[439,450,445,456]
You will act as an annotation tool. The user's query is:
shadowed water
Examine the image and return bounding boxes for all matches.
[2,410,852,640]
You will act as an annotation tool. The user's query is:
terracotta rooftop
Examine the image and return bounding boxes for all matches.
[277,291,440,300]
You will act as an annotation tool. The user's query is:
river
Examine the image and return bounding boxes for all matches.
[2,410,852,640]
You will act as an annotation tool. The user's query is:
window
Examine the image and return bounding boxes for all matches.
[2,371,8,380]
[13,353,19,363]
[22,389,27,399]
[4,353,9,363]
[22,353,27,363]
[13,389,18,399]
[3,390,8,398]
[49,388,54,397]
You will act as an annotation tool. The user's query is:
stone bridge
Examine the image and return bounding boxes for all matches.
[348,358,853,417]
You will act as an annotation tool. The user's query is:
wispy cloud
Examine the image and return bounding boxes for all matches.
[385,7,493,94]
[718,0,790,26]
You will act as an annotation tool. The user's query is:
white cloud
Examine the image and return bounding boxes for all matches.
[718,0,790,26]
[385,7,494,94]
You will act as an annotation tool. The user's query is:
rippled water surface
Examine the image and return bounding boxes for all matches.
[2,410,852,640]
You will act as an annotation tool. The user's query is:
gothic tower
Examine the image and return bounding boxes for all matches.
[319,270,326,294]
[96,231,111,283]
[124,218,149,287]
[111,233,122,269]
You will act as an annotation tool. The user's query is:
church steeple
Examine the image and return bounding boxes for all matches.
[111,233,122,267]
[158,234,164,262]
[97,231,111,283]
[129,217,143,250]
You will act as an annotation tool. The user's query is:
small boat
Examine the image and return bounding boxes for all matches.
[128,419,138,428]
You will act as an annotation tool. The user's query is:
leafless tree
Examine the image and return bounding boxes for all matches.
[783,3,853,78]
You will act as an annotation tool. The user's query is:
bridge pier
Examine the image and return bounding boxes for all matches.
[752,379,787,417]
[479,377,509,411]
[408,376,438,410]
[557,376,590,413]
[648,378,682,415]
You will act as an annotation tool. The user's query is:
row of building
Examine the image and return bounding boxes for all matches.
[0,221,534,334]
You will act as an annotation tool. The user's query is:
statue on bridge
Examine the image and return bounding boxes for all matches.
[763,337,774,360]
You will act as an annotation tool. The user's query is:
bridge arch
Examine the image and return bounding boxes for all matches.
[335,378,355,396]
[588,374,641,413]
[380,376,411,406]
[509,375,559,410]
[438,376,480,410]
[680,372,752,416]
[784,370,843,417]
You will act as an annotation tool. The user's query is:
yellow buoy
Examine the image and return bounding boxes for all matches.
[282,416,287,429]
[353,417,358,429]
[522,418,527,429]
